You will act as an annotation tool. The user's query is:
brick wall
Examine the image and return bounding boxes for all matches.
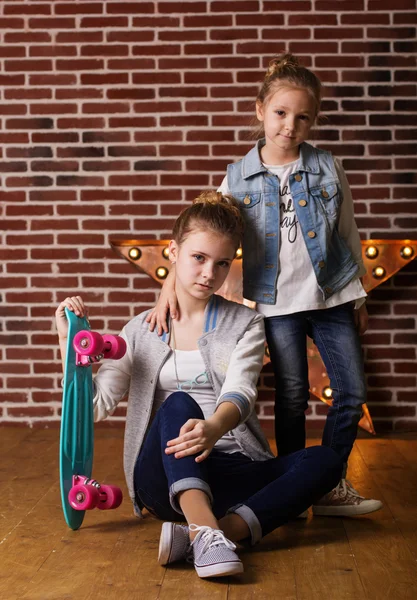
[1,0,416,432]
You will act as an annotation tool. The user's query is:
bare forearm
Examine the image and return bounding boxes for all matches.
[59,336,67,372]
[209,402,241,438]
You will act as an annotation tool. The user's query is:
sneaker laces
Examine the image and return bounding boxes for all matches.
[189,524,236,555]
[337,479,365,501]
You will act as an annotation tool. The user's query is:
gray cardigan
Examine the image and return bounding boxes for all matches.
[93,294,274,515]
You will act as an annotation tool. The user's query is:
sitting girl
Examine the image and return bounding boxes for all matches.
[55,191,342,579]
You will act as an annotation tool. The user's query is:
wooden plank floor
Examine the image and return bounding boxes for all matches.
[1,428,417,600]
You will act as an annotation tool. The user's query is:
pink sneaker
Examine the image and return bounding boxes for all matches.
[313,479,383,516]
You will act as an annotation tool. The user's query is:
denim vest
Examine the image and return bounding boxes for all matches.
[227,139,359,305]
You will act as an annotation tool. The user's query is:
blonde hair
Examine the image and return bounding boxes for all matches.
[253,53,322,138]
[172,190,244,251]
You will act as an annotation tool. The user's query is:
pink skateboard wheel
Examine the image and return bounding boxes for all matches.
[97,485,123,510]
[102,335,127,360]
[73,330,104,356]
[68,484,99,510]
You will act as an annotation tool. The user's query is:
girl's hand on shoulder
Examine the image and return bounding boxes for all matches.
[146,267,179,335]
[354,303,368,336]
[55,296,88,340]
[165,418,221,462]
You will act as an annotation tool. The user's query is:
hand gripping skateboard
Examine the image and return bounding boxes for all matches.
[59,308,126,530]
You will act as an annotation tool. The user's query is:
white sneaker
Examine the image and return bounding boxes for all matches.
[312,479,383,516]
[158,522,190,565]
[190,524,243,578]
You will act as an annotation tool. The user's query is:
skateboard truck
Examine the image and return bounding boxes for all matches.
[69,475,123,511]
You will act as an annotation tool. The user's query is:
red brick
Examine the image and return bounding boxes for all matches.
[5,60,53,72]
[56,31,103,43]
[5,32,51,43]
[394,13,417,24]
[81,190,129,202]
[342,70,391,83]
[342,130,391,141]
[55,2,104,15]
[80,17,129,28]
[161,30,207,42]
[29,74,76,86]
[56,59,104,71]
[29,45,77,58]
[264,1,311,9]
[108,174,157,186]
[82,218,130,230]
[134,131,182,143]
[57,233,105,247]
[341,13,390,24]
[3,3,52,15]
[5,89,52,100]
[0,392,29,403]
[107,31,155,42]
[316,27,364,40]
[57,88,103,100]
[81,45,130,57]
[108,117,156,128]
[159,86,208,98]
[369,0,416,8]
[160,115,208,127]
[108,88,156,100]
[57,117,105,129]
[368,27,416,38]
[187,130,235,142]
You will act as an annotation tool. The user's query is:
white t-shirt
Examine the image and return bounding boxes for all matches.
[154,349,246,455]
[218,157,366,317]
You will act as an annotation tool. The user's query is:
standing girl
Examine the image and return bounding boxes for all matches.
[149,55,382,517]
[56,192,341,579]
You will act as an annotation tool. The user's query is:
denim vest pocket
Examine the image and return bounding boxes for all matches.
[310,183,340,219]
[234,192,262,223]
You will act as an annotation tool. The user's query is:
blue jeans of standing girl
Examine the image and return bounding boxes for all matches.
[134,392,342,545]
[264,302,366,475]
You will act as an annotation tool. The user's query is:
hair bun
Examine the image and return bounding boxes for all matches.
[193,190,236,207]
[266,53,300,78]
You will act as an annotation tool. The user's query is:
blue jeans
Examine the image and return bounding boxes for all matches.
[264,302,366,471]
[134,392,342,544]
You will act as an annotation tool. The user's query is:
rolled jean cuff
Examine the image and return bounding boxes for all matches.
[169,477,213,515]
[227,503,262,546]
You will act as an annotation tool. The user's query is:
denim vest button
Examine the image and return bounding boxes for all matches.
[243,195,251,205]
[294,174,302,182]
[307,230,316,238]
[325,286,333,294]
[238,424,247,433]
[321,190,329,198]
[318,260,325,268]
[298,199,307,207]
[200,339,208,346]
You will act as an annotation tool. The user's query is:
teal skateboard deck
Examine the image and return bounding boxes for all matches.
[59,308,94,530]
[59,309,125,529]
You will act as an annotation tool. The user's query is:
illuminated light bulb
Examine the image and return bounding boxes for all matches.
[372,266,386,279]
[400,245,414,259]
[156,266,169,279]
[365,245,378,259]
[162,247,170,259]
[128,247,141,260]
[235,247,243,259]
[323,386,333,399]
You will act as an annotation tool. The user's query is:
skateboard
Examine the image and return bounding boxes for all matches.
[59,307,126,530]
